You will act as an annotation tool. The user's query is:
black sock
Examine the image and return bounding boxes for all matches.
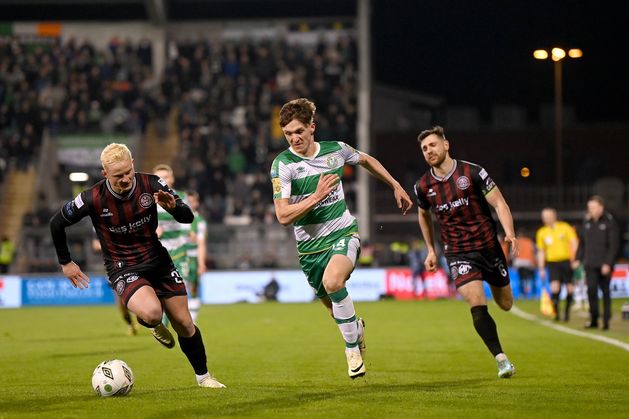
[137,317,160,328]
[565,293,573,319]
[178,325,208,375]
[551,293,560,318]
[470,305,503,357]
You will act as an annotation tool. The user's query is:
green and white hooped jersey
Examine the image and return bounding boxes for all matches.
[157,190,190,263]
[187,211,207,258]
[271,141,360,255]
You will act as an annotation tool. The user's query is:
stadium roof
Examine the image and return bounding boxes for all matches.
[0,0,357,23]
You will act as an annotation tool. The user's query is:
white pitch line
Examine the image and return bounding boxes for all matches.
[510,305,629,352]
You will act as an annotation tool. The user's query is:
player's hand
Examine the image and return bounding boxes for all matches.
[538,267,546,280]
[394,187,413,215]
[601,264,611,275]
[62,261,91,289]
[154,189,176,210]
[505,235,518,257]
[571,260,581,270]
[424,251,438,273]
[312,173,340,202]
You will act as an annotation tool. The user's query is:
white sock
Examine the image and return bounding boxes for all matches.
[495,353,507,362]
[189,298,201,322]
[196,372,210,384]
[329,288,359,348]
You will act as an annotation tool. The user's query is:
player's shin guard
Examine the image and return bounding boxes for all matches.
[329,287,360,348]
[178,325,208,375]
[470,305,503,357]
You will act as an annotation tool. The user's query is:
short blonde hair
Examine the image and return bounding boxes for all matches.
[100,143,132,168]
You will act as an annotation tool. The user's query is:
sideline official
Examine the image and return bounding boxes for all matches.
[575,196,620,330]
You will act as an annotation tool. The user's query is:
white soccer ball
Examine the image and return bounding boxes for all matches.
[91,359,135,397]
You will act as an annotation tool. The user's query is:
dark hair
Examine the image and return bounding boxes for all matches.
[418,125,446,142]
[588,195,605,206]
[279,98,316,128]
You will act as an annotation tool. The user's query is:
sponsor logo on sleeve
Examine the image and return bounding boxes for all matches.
[74,194,84,208]
[157,177,167,186]
[479,168,488,180]
[64,201,74,216]
[272,178,282,195]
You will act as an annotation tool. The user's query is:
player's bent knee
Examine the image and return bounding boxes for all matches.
[136,307,163,325]
[498,298,513,311]
[322,277,343,293]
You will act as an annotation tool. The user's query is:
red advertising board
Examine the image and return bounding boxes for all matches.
[385,268,451,300]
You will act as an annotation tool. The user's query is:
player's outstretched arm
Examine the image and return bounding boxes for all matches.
[485,187,518,256]
[417,207,438,272]
[274,173,339,226]
[50,208,91,288]
[61,261,91,289]
[357,153,413,215]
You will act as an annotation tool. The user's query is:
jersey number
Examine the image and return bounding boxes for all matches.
[171,270,184,284]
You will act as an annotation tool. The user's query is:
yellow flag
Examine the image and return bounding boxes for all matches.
[540,288,556,317]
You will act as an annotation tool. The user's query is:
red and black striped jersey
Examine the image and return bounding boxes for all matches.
[57,172,183,274]
[414,160,499,255]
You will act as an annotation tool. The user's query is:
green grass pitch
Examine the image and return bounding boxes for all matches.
[1,299,628,418]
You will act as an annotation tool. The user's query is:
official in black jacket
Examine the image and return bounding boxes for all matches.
[575,196,620,330]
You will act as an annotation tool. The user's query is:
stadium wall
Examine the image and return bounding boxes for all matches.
[2,266,629,308]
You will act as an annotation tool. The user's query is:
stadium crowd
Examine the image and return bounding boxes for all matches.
[0,33,358,226]
[0,35,161,187]
[166,34,358,223]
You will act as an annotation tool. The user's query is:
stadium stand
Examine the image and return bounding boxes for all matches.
[1,25,360,271]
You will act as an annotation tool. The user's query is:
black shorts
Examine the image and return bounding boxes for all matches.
[547,261,573,284]
[108,258,187,306]
[446,246,510,289]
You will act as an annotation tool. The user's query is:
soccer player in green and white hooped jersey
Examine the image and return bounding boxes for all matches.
[153,164,191,326]
[185,190,207,322]
[271,98,413,379]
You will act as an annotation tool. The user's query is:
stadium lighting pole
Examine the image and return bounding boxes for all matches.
[533,47,583,189]
[357,0,372,239]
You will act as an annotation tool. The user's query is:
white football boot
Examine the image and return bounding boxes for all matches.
[345,349,366,379]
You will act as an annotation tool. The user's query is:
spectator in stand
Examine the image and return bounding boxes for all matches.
[168,34,359,225]
[512,231,537,298]
[0,236,15,274]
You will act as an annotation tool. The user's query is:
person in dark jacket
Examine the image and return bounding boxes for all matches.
[575,196,620,330]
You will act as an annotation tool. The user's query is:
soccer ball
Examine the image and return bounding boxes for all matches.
[91,359,134,397]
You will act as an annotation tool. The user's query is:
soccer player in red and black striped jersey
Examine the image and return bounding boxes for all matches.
[49,143,226,388]
[414,126,519,378]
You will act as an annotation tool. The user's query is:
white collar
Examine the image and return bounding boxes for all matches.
[289,142,320,160]
[106,176,137,200]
